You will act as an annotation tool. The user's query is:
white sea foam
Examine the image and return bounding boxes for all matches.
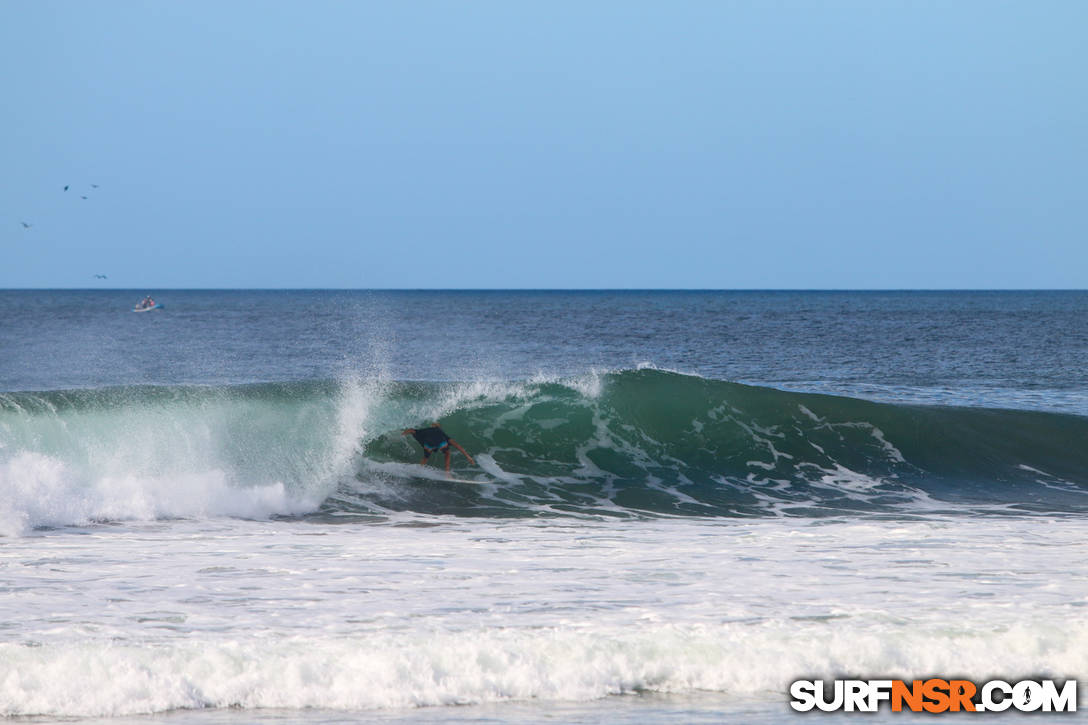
[0,450,308,537]
[4,621,1086,717]
[1,517,1085,717]
[0,380,377,536]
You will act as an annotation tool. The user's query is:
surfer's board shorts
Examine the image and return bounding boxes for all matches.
[411,427,451,458]
[422,441,450,458]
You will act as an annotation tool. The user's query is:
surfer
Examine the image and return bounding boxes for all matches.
[402,423,475,472]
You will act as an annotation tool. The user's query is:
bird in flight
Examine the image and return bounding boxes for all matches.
[81,196,88,200]
[21,221,32,229]
[63,185,69,192]
[91,184,99,189]
[93,274,108,279]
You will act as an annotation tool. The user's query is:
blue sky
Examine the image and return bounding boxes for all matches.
[3,1,1085,288]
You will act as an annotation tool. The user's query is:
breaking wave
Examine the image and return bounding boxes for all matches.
[3,369,1088,533]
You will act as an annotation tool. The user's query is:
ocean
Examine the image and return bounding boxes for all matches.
[1,290,1086,723]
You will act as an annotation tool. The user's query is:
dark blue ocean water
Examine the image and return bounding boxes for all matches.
[3,290,1086,413]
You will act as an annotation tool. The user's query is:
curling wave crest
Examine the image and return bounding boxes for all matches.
[3,369,1088,533]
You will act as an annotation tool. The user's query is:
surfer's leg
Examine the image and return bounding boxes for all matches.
[443,448,451,471]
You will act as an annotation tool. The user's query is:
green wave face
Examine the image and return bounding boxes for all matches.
[4,370,1088,526]
[358,370,1088,518]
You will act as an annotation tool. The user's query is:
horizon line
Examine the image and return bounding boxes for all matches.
[2,287,1086,293]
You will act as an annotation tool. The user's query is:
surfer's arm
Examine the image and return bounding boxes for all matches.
[449,439,474,466]
[402,428,416,435]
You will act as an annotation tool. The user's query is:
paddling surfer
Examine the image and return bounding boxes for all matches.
[402,423,475,472]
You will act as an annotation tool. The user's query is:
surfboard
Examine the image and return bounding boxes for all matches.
[443,477,491,485]
[360,460,494,485]
[410,473,491,485]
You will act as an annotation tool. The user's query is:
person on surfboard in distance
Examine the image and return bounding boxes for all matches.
[402,423,475,472]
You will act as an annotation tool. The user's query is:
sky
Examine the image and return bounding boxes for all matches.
[2,1,1085,289]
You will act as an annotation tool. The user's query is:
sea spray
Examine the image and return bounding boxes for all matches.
[0,381,369,534]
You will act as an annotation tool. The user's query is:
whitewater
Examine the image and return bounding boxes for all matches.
[1,290,1086,723]
[5,517,1087,721]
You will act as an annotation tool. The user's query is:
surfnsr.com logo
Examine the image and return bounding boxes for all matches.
[790,679,1077,713]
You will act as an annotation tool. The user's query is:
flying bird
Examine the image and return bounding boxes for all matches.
[21,222,31,229]
[81,196,88,200]
[93,274,108,279]
[63,185,69,191]
[91,184,99,188]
